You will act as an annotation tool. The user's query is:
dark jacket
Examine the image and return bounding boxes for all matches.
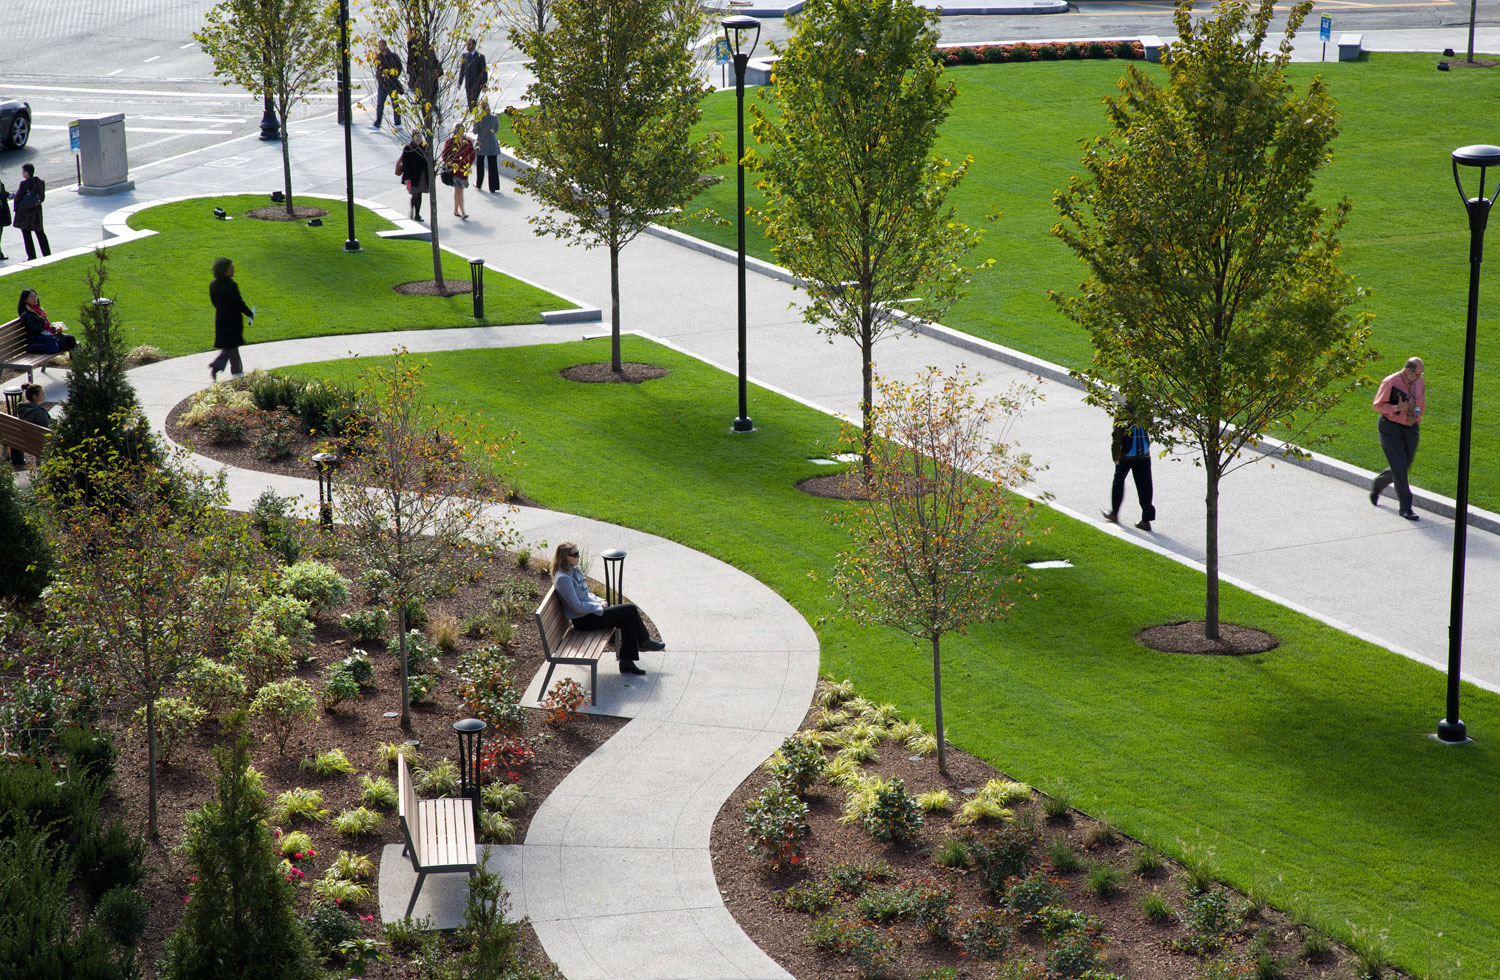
[399,146,429,194]
[0,181,10,227]
[459,50,487,98]
[377,48,404,94]
[210,276,253,349]
[17,401,50,429]
[12,177,44,232]
[20,309,53,351]
[1111,420,1152,464]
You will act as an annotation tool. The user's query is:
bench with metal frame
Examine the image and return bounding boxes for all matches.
[0,316,62,383]
[534,585,615,706]
[396,751,477,918]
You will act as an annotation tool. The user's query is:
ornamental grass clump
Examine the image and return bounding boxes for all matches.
[374,741,422,770]
[481,781,527,814]
[415,759,461,797]
[278,829,316,859]
[272,788,329,825]
[743,782,810,870]
[331,807,383,839]
[479,810,516,843]
[301,748,355,777]
[359,775,397,810]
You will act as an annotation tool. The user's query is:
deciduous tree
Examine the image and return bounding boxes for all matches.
[195,0,336,216]
[750,0,987,471]
[1052,0,1375,639]
[831,368,1036,774]
[509,0,722,373]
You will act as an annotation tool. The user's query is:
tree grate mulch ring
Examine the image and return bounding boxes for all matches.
[1136,620,1279,655]
[245,205,330,221]
[1439,58,1500,69]
[394,279,473,296]
[796,472,875,501]
[559,362,669,384]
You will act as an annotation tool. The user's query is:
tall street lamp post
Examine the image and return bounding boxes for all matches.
[339,0,360,252]
[259,52,280,141]
[1439,143,1500,744]
[722,14,760,434]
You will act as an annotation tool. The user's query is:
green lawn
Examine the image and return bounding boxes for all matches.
[298,339,1499,979]
[2,196,567,358]
[674,53,1500,513]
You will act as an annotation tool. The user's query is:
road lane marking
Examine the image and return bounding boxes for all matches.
[108,69,124,76]
[179,42,196,49]
[144,56,160,63]
[34,112,248,124]
[0,82,345,100]
[33,124,232,135]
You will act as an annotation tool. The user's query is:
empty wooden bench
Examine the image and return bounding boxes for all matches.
[0,412,49,466]
[396,752,477,918]
[535,585,616,705]
[0,317,60,383]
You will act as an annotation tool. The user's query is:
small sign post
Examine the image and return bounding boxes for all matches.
[1320,14,1332,61]
[716,37,732,89]
[69,121,81,186]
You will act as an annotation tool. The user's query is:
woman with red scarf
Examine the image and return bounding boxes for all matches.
[17,289,75,354]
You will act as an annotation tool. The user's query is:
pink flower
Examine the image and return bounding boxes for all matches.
[360,914,374,922]
[293,852,304,860]
[334,898,342,905]
[308,849,316,857]
[274,828,282,837]
[183,896,190,903]
[189,876,198,882]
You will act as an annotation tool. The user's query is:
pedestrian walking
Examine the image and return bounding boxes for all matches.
[208,257,253,382]
[441,124,475,219]
[397,137,429,222]
[12,164,49,261]
[0,171,11,261]
[1369,356,1425,520]
[1102,408,1156,531]
[373,39,404,129]
[474,100,501,194]
[458,38,487,110]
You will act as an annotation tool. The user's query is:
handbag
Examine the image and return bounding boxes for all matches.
[395,158,404,177]
[439,170,454,187]
[13,189,38,213]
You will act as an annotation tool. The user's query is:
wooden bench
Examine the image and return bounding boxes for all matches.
[535,585,616,705]
[0,317,61,383]
[0,412,49,466]
[396,752,477,918]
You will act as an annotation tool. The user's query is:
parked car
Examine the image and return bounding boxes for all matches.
[0,99,31,150]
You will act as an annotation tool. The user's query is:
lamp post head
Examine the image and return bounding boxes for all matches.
[453,717,487,736]
[311,450,341,475]
[722,14,760,60]
[1453,144,1500,209]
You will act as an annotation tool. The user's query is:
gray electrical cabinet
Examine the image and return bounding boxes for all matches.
[72,114,136,196]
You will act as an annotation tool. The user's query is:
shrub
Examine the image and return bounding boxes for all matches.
[863,777,922,842]
[358,568,395,605]
[73,815,145,898]
[60,724,117,789]
[231,621,297,692]
[135,696,206,766]
[94,885,149,945]
[300,899,361,963]
[779,877,837,913]
[855,885,914,924]
[338,653,375,685]
[1085,863,1124,899]
[252,594,314,647]
[277,561,349,616]
[1035,906,1101,941]
[1012,41,1033,60]
[302,748,355,777]
[824,860,894,896]
[953,907,1014,960]
[1048,840,1083,873]
[1038,42,1060,59]
[340,607,389,642]
[399,599,429,631]
[915,789,952,812]
[255,413,297,461]
[769,736,828,796]
[1088,40,1107,57]
[456,645,527,734]
[956,45,978,64]
[479,810,516,842]
[408,672,438,704]
[0,468,50,601]
[1046,933,1107,978]
[271,788,329,825]
[743,782,810,870]
[249,489,302,563]
[331,807,383,838]
[1132,848,1164,878]
[201,404,251,444]
[1112,39,1136,57]
[251,372,305,412]
[1140,890,1173,924]
[1171,890,1237,955]
[909,879,954,939]
[360,775,397,810]
[807,915,900,979]
[183,658,246,717]
[540,677,587,726]
[934,834,971,868]
[1062,41,1081,58]
[251,679,318,755]
[321,664,362,711]
[970,823,1042,896]
[1003,869,1063,919]
[293,380,352,436]
[415,759,461,797]
[382,915,431,956]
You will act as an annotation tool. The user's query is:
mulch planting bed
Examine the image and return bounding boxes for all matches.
[797,472,875,501]
[1136,622,1279,656]
[394,279,474,296]
[559,362,669,384]
[246,205,330,221]
[711,688,1365,980]
[91,534,626,978]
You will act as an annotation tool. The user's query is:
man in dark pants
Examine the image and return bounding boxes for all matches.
[458,38,487,110]
[1102,410,1156,531]
[1370,356,1425,520]
[373,39,403,129]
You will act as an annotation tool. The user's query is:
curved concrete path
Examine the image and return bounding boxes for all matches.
[130,330,818,980]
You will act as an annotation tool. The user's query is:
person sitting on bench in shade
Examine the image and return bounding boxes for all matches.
[9,382,49,468]
[551,541,664,676]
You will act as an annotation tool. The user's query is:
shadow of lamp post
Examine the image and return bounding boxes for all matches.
[1438,143,1500,745]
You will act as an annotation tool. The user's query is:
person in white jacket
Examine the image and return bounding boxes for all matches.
[552,542,664,675]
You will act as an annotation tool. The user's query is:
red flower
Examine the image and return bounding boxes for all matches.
[189,876,198,882]
[293,852,304,860]
[308,849,316,857]
[183,896,190,903]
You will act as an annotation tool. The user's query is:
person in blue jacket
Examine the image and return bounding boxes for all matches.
[1102,406,1156,532]
[552,542,664,675]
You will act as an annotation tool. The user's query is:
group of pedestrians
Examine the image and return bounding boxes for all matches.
[0,163,52,262]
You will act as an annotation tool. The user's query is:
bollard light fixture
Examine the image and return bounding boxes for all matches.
[469,258,486,319]
[601,548,627,607]
[1437,143,1500,745]
[311,451,342,527]
[723,13,760,434]
[453,717,487,822]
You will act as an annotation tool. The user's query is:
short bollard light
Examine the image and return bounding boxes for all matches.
[453,717,487,821]
[2,384,22,416]
[311,451,341,527]
[469,258,486,319]
[601,548,627,607]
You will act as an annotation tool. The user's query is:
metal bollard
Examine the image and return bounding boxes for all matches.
[469,258,485,319]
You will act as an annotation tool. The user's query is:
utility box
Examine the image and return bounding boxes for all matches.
[72,114,136,196]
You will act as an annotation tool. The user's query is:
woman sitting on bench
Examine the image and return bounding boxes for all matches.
[9,382,50,467]
[18,289,76,354]
[552,541,665,675]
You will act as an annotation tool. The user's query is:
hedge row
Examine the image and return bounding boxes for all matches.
[938,39,1144,65]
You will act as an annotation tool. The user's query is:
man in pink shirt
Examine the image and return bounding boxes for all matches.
[1369,356,1426,520]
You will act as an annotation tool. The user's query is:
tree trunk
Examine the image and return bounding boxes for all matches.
[1205,444,1221,640]
[609,240,622,373]
[931,634,946,776]
[860,318,874,482]
[278,104,294,215]
[397,604,411,729]
[146,698,159,837]
[428,178,444,287]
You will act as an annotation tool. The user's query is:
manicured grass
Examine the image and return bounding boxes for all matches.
[1,196,567,358]
[677,53,1500,512]
[297,339,1500,979]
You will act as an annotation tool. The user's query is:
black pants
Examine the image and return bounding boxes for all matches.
[209,346,242,377]
[474,155,500,191]
[1111,456,1155,522]
[1374,417,1420,512]
[375,85,401,127]
[409,190,424,220]
[571,604,651,661]
[21,227,49,260]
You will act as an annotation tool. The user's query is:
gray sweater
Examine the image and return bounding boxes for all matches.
[475,112,501,156]
[554,567,604,620]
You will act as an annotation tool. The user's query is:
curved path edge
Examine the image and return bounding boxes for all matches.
[129,330,817,980]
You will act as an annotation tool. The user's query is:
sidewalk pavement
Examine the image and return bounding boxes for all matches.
[130,337,817,979]
[11,29,1500,698]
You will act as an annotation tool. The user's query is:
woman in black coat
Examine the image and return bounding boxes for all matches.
[398,137,429,222]
[0,174,10,261]
[12,164,48,260]
[208,257,253,381]
[17,289,75,353]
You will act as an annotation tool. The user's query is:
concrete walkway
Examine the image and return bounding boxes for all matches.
[130,334,818,979]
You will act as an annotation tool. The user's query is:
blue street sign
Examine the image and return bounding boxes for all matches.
[69,121,80,153]
[715,39,732,64]
[1320,15,1331,41]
